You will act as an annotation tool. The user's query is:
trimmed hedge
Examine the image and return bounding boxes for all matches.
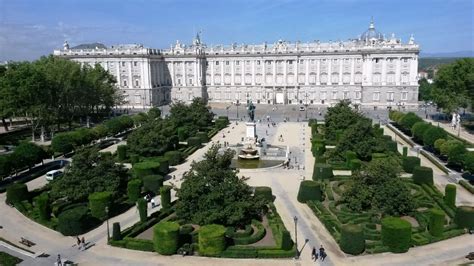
[312,163,333,180]
[403,146,408,157]
[199,224,227,256]
[153,221,180,255]
[132,161,161,178]
[444,184,456,208]
[164,151,182,166]
[112,222,122,241]
[311,143,326,157]
[349,159,362,170]
[454,206,474,230]
[160,185,172,210]
[413,166,433,185]
[428,208,444,237]
[57,206,89,236]
[232,220,266,245]
[381,217,412,253]
[411,122,431,143]
[345,151,357,167]
[154,157,170,174]
[215,117,229,129]
[187,137,202,147]
[339,224,365,255]
[423,126,447,148]
[371,153,388,160]
[196,132,209,143]
[35,192,50,221]
[280,230,293,250]
[117,145,127,161]
[399,112,423,133]
[142,175,164,193]
[88,191,112,220]
[402,156,420,173]
[254,186,273,202]
[6,183,29,204]
[459,180,474,194]
[434,139,447,153]
[127,179,142,202]
[297,180,322,203]
[137,198,147,222]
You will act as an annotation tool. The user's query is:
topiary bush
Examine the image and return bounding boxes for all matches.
[196,132,209,143]
[187,137,202,147]
[339,224,365,255]
[411,122,431,144]
[402,156,420,173]
[155,157,170,174]
[311,143,326,157]
[177,126,190,141]
[297,180,322,203]
[35,192,50,221]
[428,208,444,237]
[371,153,388,161]
[412,166,433,185]
[464,152,474,174]
[280,230,293,250]
[254,186,273,202]
[153,221,180,255]
[112,222,122,241]
[454,206,474,230]
[117,145,127,161]
[399,112,422,133]
[349,159,362,171]
[312,163,333,180]
[345,151,357,167]
[199,224,227,256]
[403,146,408,157]
[447,142,467,167]
[6,183,29,205]
[423,126,447,148]
[164,151,183,166]
[132,161,161,178]
[57,206,89,236]
[381,217,412,253]
[88,191,112,220]
[444,184,456,208]
[142,175,164,194]
[127,179,142,202]
[137,198,147,222]
[386,140,398,153]
[160,185,172,210]
[434,139,446,154]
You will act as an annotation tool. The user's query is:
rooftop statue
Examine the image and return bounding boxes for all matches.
[247,101,256,122]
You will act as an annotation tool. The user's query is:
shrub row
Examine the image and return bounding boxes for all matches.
[232,220,266,245]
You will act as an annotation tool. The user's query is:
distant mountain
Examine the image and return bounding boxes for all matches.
[420,51,474,58]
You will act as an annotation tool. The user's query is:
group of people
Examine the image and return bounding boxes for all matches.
[76,236,86,251]
[144,194,157,208]
[312,245,327,262]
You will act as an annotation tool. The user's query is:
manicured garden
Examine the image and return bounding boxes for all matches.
[301,101,472,255]
[0,251,23,266]
[109,145,295,258]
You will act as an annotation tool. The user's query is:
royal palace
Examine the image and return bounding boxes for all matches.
[53,19,420,109]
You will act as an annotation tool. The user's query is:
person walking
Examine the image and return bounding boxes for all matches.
[57,254,62,266]
[319,245,326,261]
[81,236,85,251]
[311,246,318,261]
[151,198,156,208]
[76,236,81,249]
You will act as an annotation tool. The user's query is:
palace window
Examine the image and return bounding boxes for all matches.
[288,60,293,65]
[320,91,327,100]
[135,95,141,104]
[134,62,138,66]
[226,61,229,65]
[236,61,240,65]
[332,91,338,100]
[135,80,140,87]
[216,61,219,65]
[189,78,193,84]
[401,91,408,100]
[387,92,394,101]
[373,92,380,101]
[123,80,128,87]
[343,91,349,100]
[355,91,361,99]
[121,62,126,67]
[257,60,261,65]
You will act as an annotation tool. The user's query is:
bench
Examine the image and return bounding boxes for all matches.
[20,237,35,247]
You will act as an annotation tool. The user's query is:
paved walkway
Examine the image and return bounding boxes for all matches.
[423,118,474,144]
[0,122,473,265]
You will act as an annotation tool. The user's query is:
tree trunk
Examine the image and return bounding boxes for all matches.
[1,117,8,132]
[32,127,35,142]
[40,126,45,143]
[86,116,90,128]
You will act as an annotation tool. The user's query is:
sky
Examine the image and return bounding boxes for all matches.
[0,0,472,61]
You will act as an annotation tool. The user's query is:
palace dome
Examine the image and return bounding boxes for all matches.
[360,19,384,41]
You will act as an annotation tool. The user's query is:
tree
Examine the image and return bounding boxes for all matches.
[175,144,266,226]
[324,100,362,141]
[50,148,128,202]
[335,118,376,160]
[13,142,46,169]
[418,78,434,101]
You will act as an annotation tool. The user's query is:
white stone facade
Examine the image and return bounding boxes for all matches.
[53,20,420,109]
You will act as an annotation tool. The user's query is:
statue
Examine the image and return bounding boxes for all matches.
[247,101,256,122]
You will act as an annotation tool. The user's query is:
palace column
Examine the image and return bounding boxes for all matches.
[350,58,355,85]
[381,57,387,86]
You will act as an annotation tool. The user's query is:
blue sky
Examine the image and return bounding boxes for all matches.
[0,0,472,61]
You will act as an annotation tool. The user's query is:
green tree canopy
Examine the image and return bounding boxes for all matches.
[324,100,363,141]
[175,144,266,226]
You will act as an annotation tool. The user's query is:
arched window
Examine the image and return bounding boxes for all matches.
[123,80,128,87]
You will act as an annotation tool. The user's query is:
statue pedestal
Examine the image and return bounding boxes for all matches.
[246,122,256,141]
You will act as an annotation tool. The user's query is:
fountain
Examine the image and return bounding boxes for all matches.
[238,143,260,160]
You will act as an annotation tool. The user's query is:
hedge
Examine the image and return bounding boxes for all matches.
[459,180,474,194]
[117,145,127,161]
[345,151,357,167]
[232,220,266,245]
[297,180,322,203]
[386,140,398,153]
[187,137,202,147]
[153,221,180,255]
[154,157,170,174]
[198,224,227,256]
[399,112,422,133]
[137,198,147,222]
[164,151,182,166]
[127,179,142,202]
[34,192,50,221]
[215,116,229,129]
[124,237,154,252]
[402,146,408,157]
[412,166,433,185]
[423,126,447,148]
[160,185,172,210]
[6,183,29,204]
[142,175,164,194]
[280,229,293,250]
[112,222,122,241]
[339,224,365,255]
[381,217,412,253]
[177,126,190,141]
[195,132,209,143]
[411,122,431,143]
[312,143,326,157]
[313,163,333,180]
[434,139,447,153]
[444,184,456,208]
[454,206,474,230]
[371,153,388,160]
[428,208,445,237]
[254,186,273,202]
[402,156,420,173]
[57,206,89,236]
[132,161,161,178]
[88,191,112,220]
[349,159,362,171]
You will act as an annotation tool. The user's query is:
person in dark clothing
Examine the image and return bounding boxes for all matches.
[311,246,318,261]
[319,245,327,261]
[76,236,81,249]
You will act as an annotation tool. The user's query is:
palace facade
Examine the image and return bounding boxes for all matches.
[53,20,420,109]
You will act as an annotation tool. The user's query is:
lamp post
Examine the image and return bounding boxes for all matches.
[304,93,309,119]
[236,101,240,119]
[105,206,110,243]
[293,216,299,259]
